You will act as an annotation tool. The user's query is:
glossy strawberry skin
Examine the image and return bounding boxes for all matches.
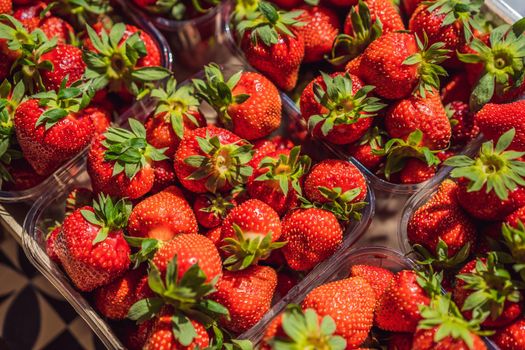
[144,311,209,350]
[86,106,111,134]
[350,264,394,301]
[55,207,131,292]
[40,16,74,44]
[15,99,95,176]
[347,142,384,171]
[398,159,436,184]
[2,158,46,190]
[412,327,487,350]
[344,0,404,35]
[447,101,479,146]
[46,226,61,263]
[150,160,177,194]
[491,317,525,350]
[441,73,472,105]
[40,44,86,91]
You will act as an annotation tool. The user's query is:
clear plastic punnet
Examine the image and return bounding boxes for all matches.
[0,0,173,203]
[22,64,375,349]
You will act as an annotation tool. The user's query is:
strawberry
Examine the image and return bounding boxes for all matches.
[475,100,525,152]
[344,0,404,36]
[398,159,436,184]
[55,195,131,291]
[145,77,205,157]
[247,146,311,216]
[300,72,385,145]
[453,254,523,328]
[150,160,177,194]
[281,207,343,271]
[193,191,236,229]
[250,135,294,168]
[193,64,281,140]
[40,44,86,91]
[444,129,525,220]
[2,158,46,190]
[375,270,439,332]
[128,186,198,240]
[385,91,451,150]
[294,4,340,63]
[173,125,254,194]
[121,319,153,350]
[446,101,479,146]
[346,127,386,171]
[402,0,424,17]
[350,264,394,301]
[204,226,222,247]
[388,333,413,350]
[491,317,525,350]
[0,0,11,14]
[358,31,450,100]
[302,277,376,348]
[237,2,305,91]
[85,106,111,134]
[211,265,277,334]
[220,199,284,270]
[94,267,151,320]
[45,225,61,263]
[87,119,168,199]
[15,81,95,176]
[407,179,476,267]
[441,73,472,105]
[12,2,47,32]
[40,16,74,44]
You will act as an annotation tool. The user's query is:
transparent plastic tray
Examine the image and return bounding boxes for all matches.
[0,0,173,203]
[22,64,375,349]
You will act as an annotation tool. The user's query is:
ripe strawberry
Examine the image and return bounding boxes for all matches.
[444,129,525,220]
[85,106,111,134]
[204,226,222,247]
[344,0,404,36]
[0,0,11,14]
[128,186,198,240]
[220,199,284,270]
[250,135,294,168]
[350,264,394,301]
[302,277,376,348]
[247,146,310,216]
[94,267,151,320]
[40,44,86,91]
[441,73,472,105]
[145,77,205,157]
[55,195,131,291]
[193,191,236,229]
[87,119,168,199]
[300,72,385,145]
[238,2,305,91]
[294,5,340,63]
[173,125,254,194]
[358,31,450,100]
[2,158,46,190]
[346,127,386,171]
[45,225,61,263]
[211,265,277,333]
[491,317,525,350]
[12,2,47,32]
[386,91,451,150]
[120,319,153,350]
[398,159,436,184]
[407,179,476,266]
[446,101,479,146]
[150,160,177,194]
[375,270,439,332]
[40,16,74,44]
[388,333,413,350]
[14,82,95,176]
[475,100,525,152]
[193,64,281,140]
[281,208,343,271]
[453,254,522,328]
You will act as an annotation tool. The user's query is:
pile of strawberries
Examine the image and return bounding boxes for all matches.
[229,0,525,185]
[130,0,221,20]
[44,63,370,349]
[0,0,169,192]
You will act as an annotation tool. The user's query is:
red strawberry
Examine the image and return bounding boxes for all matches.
[344,0,404,35]
[45,225,61,263]
[441,73,472,105]
[398,158,436,184]
[350,264,394,301]
[346,127,386,171]
[2,158,46,190]
[85,106,111,134]
[193,64,281,140]
[294,5,340,63]
[120,319,153,350]
[407,179,476,266]
[238,2,305,91]
[0,0,11,14]
[388,333,413,350]
[40,16,74,44]
[220,199,283,270]
[145,77,205,158]
[247,146,310,216]
[281,208,343,271]
[250,135,294,168]
[173,125,253,194]
[211,265,277,334]
[446,101,479,146]
[150,160,177,194]
[55,195,131,291]
[358,31,449,100]
[87,119,168,199]
[491,317,525,350]
[193,191,236,229]
[302,277,376,348]
[300,72,385,145]
[128,186,198,240]
[204,226,222,247]
[385,91,451,150]
[14,84,95,176]
[12,2,47,32]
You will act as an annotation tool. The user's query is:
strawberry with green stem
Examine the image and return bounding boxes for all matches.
[237,1,305,91]
[0,80,23,183]
[501,220,525,281]
[346,126,386,171]
[132,0,220,20]
[52,0,111,28]
[193,191,237,229]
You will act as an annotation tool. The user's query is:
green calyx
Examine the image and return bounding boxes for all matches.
[299,187,367,222]
[80,194,132,245]
[232,0,260,24]
[403,33,451,98]
[127,256,229,346]
[236,1,305,47]
[444,128,525,200]
[458,24,525,111]
[326,1,383,66]
[199,192,236,220]
[192,63,250,130]
[426,0,483,38]
[0,15,58,94]
[269,306,347,350]
[83,23,170,96]
[183,132,254,193]
[144,0,218,19]
[221,224,287,271]
[34,78,93,130]
[457,252,523,323]
[417,294,484,350]
[308,72,386,137]
[415,269,444,299]
[356,126,386,149]
[501,221,525,281]
[0,80,24,182]
[374,129,442,180]
[150,77,201,140]
[255,146,311,197]
[51,0,111,27]
[125,235,163,269]
[102,118,168,179]
[413,238,472,269]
